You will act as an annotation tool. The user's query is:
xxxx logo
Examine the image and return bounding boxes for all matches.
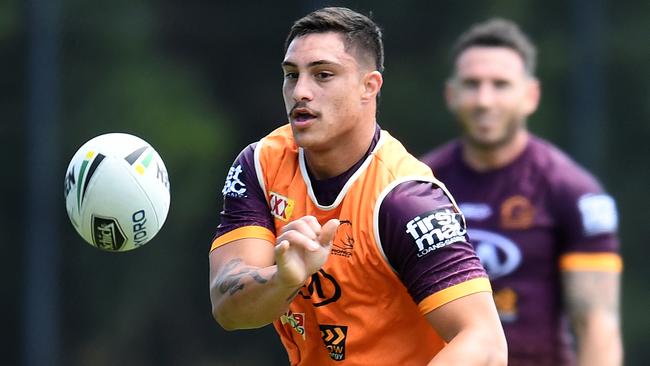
[269,191,295,222]
[320,325,347,361]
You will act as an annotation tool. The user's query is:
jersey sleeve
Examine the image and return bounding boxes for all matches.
[551,166,622,272]
[210,143,276,252]
[378,180,491,314]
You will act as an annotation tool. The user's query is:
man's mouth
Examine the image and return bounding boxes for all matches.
[290,107,318,123]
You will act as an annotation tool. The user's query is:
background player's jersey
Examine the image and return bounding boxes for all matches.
[421,135,621,366]
[212,124,489,365]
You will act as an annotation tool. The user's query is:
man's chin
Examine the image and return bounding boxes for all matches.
[465,134,509,151]
[292,131,320,150]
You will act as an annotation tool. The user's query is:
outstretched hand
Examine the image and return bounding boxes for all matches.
[274,216,339,288]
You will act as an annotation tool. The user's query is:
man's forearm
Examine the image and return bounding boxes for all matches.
[210,258,301,330]
[426,329,507,366]
[576,311,623,366]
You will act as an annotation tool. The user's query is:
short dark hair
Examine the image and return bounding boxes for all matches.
[451,18,537,75]
[285,7,384,73]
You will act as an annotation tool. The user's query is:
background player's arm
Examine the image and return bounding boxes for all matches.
[424,291,507,366]
[209,217,339,330]
[562,270,623,366]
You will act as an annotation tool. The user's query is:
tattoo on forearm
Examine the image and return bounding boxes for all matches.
[217,258,269,296]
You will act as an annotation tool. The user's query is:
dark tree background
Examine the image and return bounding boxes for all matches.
[1,0,647,365]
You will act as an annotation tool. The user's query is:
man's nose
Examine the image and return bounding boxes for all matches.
[292,75,314,102]
[475,83,496,107]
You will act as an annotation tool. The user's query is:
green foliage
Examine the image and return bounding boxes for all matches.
[6,0,649,364]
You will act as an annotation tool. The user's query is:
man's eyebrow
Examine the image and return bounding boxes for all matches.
[281,60,341,68]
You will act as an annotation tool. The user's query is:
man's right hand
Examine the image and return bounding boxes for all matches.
[274,216,340,288]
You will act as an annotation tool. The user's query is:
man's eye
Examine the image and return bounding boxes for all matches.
[315,72,333,80]
[494,80,510,89]
[461,79,479,89]
[284,72,298,80]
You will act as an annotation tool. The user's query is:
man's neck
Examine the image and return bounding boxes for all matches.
[305,121,377,180]
[461,130,529,172]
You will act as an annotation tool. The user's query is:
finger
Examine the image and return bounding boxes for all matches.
[317,218,340,246]
[301,216,321,232]
[277,231,320,251]
[274,240,290,260]
[280,217,319,240]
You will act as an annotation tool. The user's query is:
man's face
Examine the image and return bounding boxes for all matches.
[282,32,371,151]
[446,46,539,150]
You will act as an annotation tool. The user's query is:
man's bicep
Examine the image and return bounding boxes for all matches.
[209,237,276,296]
[424,291,501,342]
[561,270,621,321]
[210,237,276,276]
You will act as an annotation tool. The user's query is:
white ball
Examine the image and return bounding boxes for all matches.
[64,133,170,252]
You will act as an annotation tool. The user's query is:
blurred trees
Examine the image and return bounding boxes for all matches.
[2,0,648,365]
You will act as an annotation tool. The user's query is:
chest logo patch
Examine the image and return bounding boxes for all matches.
[269,191,295,222]
[331,220,354,258]
[493,287,519,322]
[280,310,306,340]
[299,269,341,307]
[500,195,535,229]
[320,324,348,361]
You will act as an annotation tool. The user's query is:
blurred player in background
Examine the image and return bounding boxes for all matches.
[208,7,507,366]
[421,18,623,366]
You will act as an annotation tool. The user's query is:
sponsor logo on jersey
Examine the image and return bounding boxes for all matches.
[469,229,522,280]
[299,269,341,307]
[269,192,295,222]
[320,325,347,361]
[222,164,246,198]
[493,287,518,322]
[459,203,492,220]
[92,215,127,251]
[578,193,618,236]
[405,208,467,258]
[280,310,305,340]
[331,220,354,258]
[500,195,535,229]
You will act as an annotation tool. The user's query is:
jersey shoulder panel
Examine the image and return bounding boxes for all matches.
[419,140,461,171]
[377,180,487,309]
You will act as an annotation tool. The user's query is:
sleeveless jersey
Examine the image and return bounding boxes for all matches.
[213,124,491,365]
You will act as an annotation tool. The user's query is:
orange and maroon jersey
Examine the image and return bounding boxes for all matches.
[421,136,622,366]
[212,124,490,365]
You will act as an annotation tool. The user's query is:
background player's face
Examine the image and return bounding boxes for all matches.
[446,46,540,150]
[282,32,375,151]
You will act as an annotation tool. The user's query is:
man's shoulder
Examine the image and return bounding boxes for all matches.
[419,140,461,170]
[527,135,604,193]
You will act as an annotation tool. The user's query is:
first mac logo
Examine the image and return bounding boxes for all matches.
[406,208,466,257]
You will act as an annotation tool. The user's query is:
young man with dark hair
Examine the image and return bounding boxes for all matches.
[209,7,507,365]
[421,18,623,366]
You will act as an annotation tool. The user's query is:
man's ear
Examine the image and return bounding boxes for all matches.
[521,77,541,116]
[445,79,458,112]
[361,71,383,102]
